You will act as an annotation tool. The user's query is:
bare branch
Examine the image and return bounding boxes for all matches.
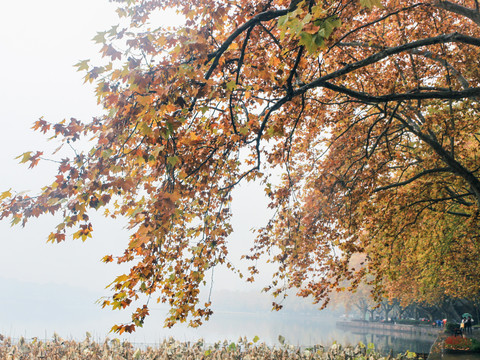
[205,8,290,80]
[434,1,480,26]
[323,82,480,103]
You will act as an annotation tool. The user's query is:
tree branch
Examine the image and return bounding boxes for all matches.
[205,8,289,80]
[373,167,451,193]
[299,32,480,95]
[434,1,480,26]
[323,82,480,103]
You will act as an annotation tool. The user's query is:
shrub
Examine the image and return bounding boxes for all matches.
[470,338,480,352]
[444,336,472,350]
[445,322,460,334]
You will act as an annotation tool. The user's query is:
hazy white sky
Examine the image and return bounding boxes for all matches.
[0,0,119,286]
[0,0,277,342]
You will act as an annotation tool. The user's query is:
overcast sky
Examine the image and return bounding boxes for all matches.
[0,0,286,343]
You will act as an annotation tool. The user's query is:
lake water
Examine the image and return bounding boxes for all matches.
[134,311,437,355]
[0,293,437,355]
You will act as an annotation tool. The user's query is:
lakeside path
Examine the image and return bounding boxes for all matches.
[336,320,441,336]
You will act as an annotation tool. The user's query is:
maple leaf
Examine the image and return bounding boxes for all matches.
[105,44,122,61]
[74,59,90,72]
[28,151,43,169]
[359,0,383,9]
[15,152,32,164]
[0,189,12,201]
[92,31,107,44]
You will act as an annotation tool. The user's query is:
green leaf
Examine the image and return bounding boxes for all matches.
[101,149,114,159]
[253,335,260,343]
[323,19,336,37]
[108,25,119,37]
[166,121,174,136]
[278,335,285,345]
[314,33,325,47]
[74,59,90,72]
[330,16,342,28]
[360,0,383,9]
[226,80,237,91]
[289,18,303,36]
[299,32,318,53]
[406,351,417,359]
[278,14,289,27]
[92,31,107,44]
[239,126,249,136]
[140,122,152,136]
[302,13,312,25]
[167,156,179,166]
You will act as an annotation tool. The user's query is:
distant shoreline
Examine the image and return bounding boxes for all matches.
[336,320,441,337]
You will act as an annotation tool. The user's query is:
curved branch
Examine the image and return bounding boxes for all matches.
[205,8,289,80]
[373,167,451,193]
[329,3,426,52]
[323,82,480,102]
[434,1,480,26]
[338,41,471,89]
[393,112,480,205]
[300,32,480,94]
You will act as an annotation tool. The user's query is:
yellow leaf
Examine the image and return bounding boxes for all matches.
[226,80,237,91]
[10,214,21,226]
[15,152,32,164]
[115,275,129,283]
[190,132,201,141]
[0,189,12,201]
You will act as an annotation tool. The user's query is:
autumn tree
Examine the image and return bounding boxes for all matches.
[2,0,480,333]
[331,281,378,321]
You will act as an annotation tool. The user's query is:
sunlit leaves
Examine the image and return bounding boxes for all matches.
[15,151,43,168]
[359,0,383,10]
[277,3,341,53]
[72,223,93,241]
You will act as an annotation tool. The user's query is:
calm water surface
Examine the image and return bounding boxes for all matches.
[1,305,437,354]
[149,312,437,355]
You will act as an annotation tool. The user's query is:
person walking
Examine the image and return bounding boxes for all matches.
[466,316,473,334]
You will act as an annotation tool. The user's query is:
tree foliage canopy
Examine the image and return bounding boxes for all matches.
[2,0,480,333]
